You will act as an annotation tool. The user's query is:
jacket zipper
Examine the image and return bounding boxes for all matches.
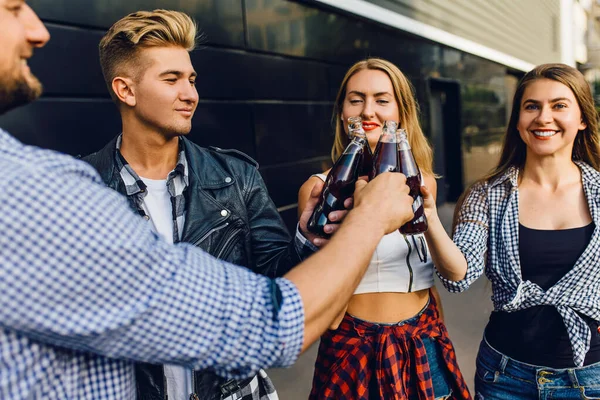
[215,228,243,259]
[191,368,195,399]
[191,222,229,247]
[189,371,197,400]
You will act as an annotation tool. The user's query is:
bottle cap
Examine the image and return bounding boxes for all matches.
[383,120,398,133]
[347,116,366,139]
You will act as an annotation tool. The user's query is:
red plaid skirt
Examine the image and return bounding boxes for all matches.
[309,293,471,400]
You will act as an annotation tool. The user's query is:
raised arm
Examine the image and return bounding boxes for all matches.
[421,181,489,292]
[297,172,351,248]
[0,142,415,377]
[0,153,304,379]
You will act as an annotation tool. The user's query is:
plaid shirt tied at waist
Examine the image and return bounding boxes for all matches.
[441,161,600,367]
[310,294,471,400]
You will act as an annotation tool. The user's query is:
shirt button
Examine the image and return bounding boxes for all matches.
[224,177,232,183]
[143,215,150,220]
[221,210,228,217]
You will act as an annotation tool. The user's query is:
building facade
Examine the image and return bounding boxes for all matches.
[0,0,564,231]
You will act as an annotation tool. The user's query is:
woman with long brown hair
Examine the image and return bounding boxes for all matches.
[424,63,600,398]
[298,58,471,399]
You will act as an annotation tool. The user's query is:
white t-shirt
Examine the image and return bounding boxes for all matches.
[140,177,174,244]
[140,177,192,400]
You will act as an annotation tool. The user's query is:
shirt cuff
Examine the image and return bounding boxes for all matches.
[435,269,471,293]
[294,224,318,254]
[271,278,304,368]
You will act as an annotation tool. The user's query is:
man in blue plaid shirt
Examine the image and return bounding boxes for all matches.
[0,1,416,399]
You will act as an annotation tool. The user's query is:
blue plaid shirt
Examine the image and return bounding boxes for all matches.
[439,161,600,367]
[0,129,304,399]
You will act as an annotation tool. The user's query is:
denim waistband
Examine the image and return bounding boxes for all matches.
[479,334,600,387]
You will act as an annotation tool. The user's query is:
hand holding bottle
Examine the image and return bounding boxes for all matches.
[396,128,428,234]
[306,117,370,238]
[299,179,352,247]
[371,122,428,234]
[353,172,414,235]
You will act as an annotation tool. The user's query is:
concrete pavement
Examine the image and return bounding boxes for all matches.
[267,203,493,398]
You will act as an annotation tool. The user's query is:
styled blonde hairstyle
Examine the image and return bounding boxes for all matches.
[452,63,600,230]
[99,9,198,103]
[331,58,434,176]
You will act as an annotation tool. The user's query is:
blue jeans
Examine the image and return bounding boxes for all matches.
[425,337,454,399]
[475,335,600,399]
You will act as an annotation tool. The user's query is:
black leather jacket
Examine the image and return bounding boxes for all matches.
[83,136,305,400]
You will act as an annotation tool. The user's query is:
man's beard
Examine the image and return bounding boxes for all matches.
[0,73,42,115]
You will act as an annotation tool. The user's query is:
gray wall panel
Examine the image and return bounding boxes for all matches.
[193,48,332,101]
[188,103,256,157]
[31,25,106,97]
[252,103,334,165]
[0,99,120,156]
[260,158,330,207]
[364,0,561,65]
[28,0,244,47]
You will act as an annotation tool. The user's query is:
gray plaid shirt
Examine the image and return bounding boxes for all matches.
[115,134,188,243]
[440,161,600,367]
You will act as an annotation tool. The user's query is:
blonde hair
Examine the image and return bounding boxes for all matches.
[331,58,434,176]
[99,9,198,103]
[452,63,600,230]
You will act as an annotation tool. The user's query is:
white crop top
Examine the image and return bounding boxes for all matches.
[312,173,434,294]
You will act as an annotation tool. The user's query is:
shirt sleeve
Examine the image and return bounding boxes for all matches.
[294,224,319,254]
[436,182,489,292]
[0,150,304,379]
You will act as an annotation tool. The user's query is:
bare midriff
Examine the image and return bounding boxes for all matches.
[346,289,430,324]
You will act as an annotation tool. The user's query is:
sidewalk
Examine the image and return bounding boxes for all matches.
[267,203,493,398]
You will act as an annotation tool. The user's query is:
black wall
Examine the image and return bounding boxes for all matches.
[0,0,510,231]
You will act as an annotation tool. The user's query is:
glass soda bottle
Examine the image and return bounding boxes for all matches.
[347,116,373,178]
[307,118,369,238]
[397,128,428,234]
[371,120,399,177]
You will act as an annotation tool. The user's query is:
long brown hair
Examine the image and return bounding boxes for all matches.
[331,58,434,175]
[453,63,600,230]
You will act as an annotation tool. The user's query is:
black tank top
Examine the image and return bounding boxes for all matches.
[486,222,600,368]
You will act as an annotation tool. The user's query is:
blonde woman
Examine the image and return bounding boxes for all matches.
[298,58,471,400]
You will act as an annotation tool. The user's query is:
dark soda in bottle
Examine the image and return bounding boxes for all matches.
[397,128,428,234]
[371,120,399,177]
[307,119,369,238]
[347,116,373,177]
